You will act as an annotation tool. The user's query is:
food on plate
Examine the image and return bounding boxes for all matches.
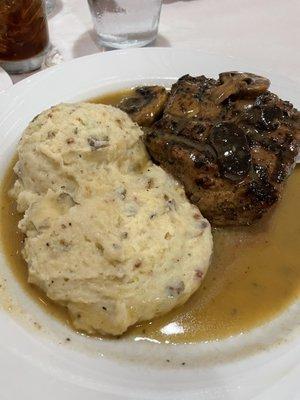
[10,102,212,336]
[11,103,147,209]
[119,85,168,126]
[120,72,300,226]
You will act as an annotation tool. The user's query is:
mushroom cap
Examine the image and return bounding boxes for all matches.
[210,71,270,104]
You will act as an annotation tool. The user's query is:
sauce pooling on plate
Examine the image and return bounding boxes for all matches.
[0,90,299,343]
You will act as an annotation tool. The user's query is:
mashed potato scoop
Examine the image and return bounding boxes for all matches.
[11,103,213,335]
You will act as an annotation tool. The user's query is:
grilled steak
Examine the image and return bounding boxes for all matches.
[140,73,299,226]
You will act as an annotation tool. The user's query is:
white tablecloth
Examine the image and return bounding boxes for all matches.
[9,0,300,84]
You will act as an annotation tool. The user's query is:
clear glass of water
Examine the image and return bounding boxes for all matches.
[45,0,56,16]
[87,0,163,49]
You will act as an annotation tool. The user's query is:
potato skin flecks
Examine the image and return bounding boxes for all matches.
[11,102,212,336]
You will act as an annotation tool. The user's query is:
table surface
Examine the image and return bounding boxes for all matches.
[9,0,300,84]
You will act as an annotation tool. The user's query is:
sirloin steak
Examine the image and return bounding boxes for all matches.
[120,73,300,226]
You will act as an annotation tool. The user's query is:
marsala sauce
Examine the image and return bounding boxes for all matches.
[0,90,299,344]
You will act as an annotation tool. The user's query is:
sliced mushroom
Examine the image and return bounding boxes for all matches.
[222,72,270,97]
[210,72,270,104]
[209,122,252,181]
[119,86,168,126]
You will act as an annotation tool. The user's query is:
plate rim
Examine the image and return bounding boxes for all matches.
[0,47,299,400]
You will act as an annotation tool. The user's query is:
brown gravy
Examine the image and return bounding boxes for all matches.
[0,91,299,344]
[0,157,71,327]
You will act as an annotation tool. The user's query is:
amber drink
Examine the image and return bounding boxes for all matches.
[0,0,49,73]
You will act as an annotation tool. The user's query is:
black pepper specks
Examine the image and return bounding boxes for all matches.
[47,130,56,139]
[115,187,127,200]
[146,178,154,190]
[134,261,142,269]
[66,138,75,144]
[77,117,86,126]
[166,198,177,211]
[167,281,185,297]
[95,242,104,253]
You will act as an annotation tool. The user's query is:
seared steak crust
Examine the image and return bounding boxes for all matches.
[143,73,299,226]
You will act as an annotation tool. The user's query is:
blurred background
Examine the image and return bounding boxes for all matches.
[0,0,299,84]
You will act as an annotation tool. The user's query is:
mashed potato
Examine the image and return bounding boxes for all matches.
[12,103,147,210]
[11,103,212,335]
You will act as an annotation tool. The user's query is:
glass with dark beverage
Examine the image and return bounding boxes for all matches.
[0,0,49,74]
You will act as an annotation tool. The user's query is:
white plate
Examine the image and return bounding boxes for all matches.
[0,48,299,400]
[0,67,13,92]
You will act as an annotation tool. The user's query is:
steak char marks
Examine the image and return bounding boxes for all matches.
[122,73,300,226]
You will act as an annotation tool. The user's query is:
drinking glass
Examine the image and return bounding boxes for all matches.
[45,0,56,16]
[0,0,49,74]
[87,0,162,49]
